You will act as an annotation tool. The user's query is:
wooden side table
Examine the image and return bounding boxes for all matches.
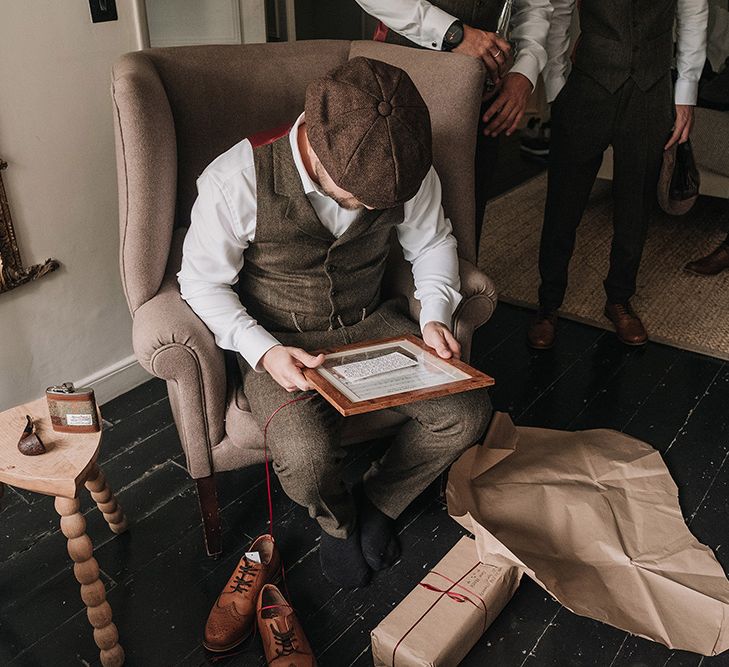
[0,398,127,667]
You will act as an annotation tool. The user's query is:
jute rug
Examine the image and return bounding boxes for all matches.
[478,174,729,360]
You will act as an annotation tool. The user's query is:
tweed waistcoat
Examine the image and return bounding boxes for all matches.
[236,136,405,334]
[385,0,506,48]
[573,0,677,93]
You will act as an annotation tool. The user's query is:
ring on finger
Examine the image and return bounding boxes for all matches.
[491,49,502,59]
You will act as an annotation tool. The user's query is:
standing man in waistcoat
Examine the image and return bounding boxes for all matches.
[355,0,552,249]
[527,0,709,349]
[178,58,492,594]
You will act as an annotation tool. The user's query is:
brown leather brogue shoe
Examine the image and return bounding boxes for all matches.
[527,309,557,349]
[684,243,729,276]
[203,534,282,653]
[604,301,648,346]
[257,584,317,666]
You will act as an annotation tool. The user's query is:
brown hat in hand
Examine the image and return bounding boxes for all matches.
[305,56,432,210]
[657,141,700,216]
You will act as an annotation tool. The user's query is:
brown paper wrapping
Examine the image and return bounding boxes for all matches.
[371,536,521,667]
[447,412,729,656]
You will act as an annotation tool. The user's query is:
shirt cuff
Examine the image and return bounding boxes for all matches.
[510,52,539,90]
[674,78,699,106]
[422,6,458,50]
[237,325,282,372]
[419,298,454,332]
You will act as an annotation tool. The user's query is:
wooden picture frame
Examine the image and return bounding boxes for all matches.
[303,334,495,416]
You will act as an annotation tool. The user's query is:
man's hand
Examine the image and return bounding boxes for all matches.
[665,105,695,150]
[453,25,513,85]
[482,72,533,137]
[261,345,325,392]
[423,321,461,360]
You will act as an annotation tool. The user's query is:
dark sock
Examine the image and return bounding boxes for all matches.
[360,495,400,571]
[319,529,371,589]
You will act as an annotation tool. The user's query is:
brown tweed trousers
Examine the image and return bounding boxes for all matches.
[236,139,492,538]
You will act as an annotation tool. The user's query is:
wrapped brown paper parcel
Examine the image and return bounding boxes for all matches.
[446,412,729,656]
[371,536,521,667]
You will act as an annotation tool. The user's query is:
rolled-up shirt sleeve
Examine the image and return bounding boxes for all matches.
[177,164,280,371]
[396,166,462,331]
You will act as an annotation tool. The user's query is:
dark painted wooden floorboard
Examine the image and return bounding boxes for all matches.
[474,312,606,419]
[517,334,640,430]
[3,301,729,666]
[460,578,561,666]
[659,364,729,520]
[99,377,168,425]
[622,352,724,449]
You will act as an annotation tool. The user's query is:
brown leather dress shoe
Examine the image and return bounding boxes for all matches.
[684,243,729,276]
[203,534,282,653]
[604,301,648,346]
[257,584,317,666]
[527,309,557,349]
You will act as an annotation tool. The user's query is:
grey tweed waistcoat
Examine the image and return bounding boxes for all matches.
[574,0,677,93]
[237,136,405,334]
[385,0,506,48]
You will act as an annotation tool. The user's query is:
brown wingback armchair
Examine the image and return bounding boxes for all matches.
[112,40,497,556]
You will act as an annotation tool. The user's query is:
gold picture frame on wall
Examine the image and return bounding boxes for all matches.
[0,158,59,294]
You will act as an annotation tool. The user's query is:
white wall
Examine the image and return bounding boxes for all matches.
[145,0,267,46]
[0,0,149,410]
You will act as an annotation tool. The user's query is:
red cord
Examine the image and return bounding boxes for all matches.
[262,393,314,536]
[262,393,315,599]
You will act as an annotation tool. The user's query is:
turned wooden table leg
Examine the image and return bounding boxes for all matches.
[55,496,125,667]
[85,465,128,534]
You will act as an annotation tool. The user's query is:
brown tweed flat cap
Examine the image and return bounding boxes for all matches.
[305,56,432,209]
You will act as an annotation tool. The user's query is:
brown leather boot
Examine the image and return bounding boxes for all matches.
[203,534,282,652]
[257,584,317,666]
[527,309,557,349]
[604,301,648,346]
[684,243,729,276]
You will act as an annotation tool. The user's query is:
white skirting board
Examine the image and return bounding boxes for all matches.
[74,355,152,407]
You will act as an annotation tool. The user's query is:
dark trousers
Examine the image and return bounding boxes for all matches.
[537,71,674,310]
[475,100,500,251]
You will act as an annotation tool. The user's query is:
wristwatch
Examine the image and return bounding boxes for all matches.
[441,20,464,51]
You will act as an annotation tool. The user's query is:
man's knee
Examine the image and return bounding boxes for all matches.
[456,388,493,447]
[417,388,493,447]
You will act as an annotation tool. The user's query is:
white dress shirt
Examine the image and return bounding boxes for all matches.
[355,0,552,88]
[542,0,709,105]
[178,114,462,371]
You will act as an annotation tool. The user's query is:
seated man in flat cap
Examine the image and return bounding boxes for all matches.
[178,57,492,588]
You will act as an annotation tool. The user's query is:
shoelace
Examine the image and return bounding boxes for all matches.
[272,626,298,657]
[229,558,258,594]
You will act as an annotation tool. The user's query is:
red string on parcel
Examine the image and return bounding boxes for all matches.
[392,563,489,665]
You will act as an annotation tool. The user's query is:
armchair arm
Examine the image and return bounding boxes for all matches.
[452,258,498,363]
[132,273,226,479]
[386,255,497,363]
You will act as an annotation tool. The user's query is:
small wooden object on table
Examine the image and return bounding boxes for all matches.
[0,398,126,667]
